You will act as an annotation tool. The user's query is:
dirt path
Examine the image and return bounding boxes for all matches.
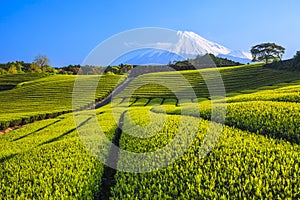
[94,77,133,109]
[0,125,25,135]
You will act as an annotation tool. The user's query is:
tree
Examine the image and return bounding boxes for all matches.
[251,43,285,63]
[293,51,300,69]
[41,65,55,73]
[8,63,17,74]
[15,62,23,73]
[0,68,7,75]
[34,54,50,68]
[29,62,42,73]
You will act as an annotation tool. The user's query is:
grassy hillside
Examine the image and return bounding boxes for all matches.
[0,64,300,199]
[0,73,47,91]
[0,74,124,130]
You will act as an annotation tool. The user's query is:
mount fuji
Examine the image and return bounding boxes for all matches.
[111,31,252,65]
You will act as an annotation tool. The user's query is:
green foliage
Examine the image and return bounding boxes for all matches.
[224,101,300,143]
[29,62,42,73]
[0,61,29,74]
[293,51,300,68]
[0,73,46,91]
[104,64,134,75]
[0,59,55,74]
[227,82,300,103]
[117,64,300,99]
[0,63,299,199]
[152,83,300,145]
[7,63,18,74]
[57,65,107,75]
[34,54,50,68]
[264,51,300,71]
[109,67,300,198]
[169,54,241,68]
[251,43,285,63]
[111,110,300,199]
[41,65,55,73]
[15,62,23,73]
[57,64,81,74]
[206,54,242,66]
[0,108,118,199]
[295,51,300,59]
[0,68,7,75]
[0,74,124,130]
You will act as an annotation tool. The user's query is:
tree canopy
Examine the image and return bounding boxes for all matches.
[34,54,50,68]
[0,55,55,75]
[251,43,285,63]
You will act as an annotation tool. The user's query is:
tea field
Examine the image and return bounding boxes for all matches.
[0,64,300,199]
[0,74,124,130]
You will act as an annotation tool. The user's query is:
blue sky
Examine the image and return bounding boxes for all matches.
[1,0,300,67]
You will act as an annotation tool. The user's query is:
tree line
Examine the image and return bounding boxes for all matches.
[56,64,134,75]
[1,44,299,75]
[0,55,55,75]
[264,51,300,71]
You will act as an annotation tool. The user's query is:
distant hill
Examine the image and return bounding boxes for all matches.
[171,54,242,68]
[105,54,242,76]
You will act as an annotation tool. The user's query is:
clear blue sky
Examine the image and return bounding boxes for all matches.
[1,0,300,67]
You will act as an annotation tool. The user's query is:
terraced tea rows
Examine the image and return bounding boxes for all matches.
[227,82,300,103]
[0,73,47,91]
[118,64,300,100]
[0,106,118,199]
[1,64,300,199]
[111,110,300,199]
[0,74,124,130]
[150,81,300,142]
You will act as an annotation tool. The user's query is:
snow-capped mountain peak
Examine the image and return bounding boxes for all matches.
[173,31,231,56]
[111,30,252,65]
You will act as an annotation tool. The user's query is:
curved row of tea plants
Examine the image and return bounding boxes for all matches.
[225,101,300,143]
[111,109,300,199]
[148,80,300,143]
[152,100,300,144]
[1,64,300,199]
[0,106,120,199]
[227,81,300,103]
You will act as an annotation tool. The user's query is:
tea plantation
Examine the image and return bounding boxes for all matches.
[1,64,300,199]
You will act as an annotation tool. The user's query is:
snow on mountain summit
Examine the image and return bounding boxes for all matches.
[173,31,231,56]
